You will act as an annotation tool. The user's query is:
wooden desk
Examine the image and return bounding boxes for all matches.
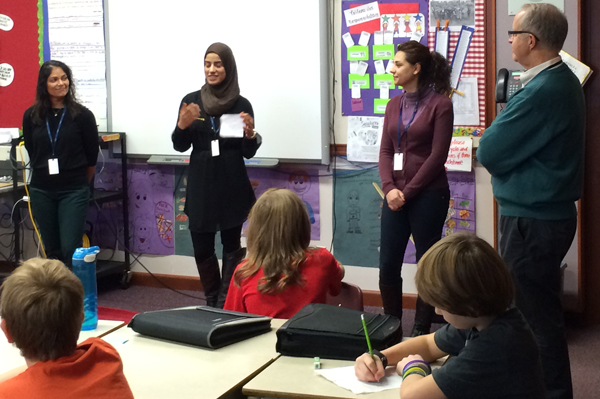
[108,318,285,399]
[243,356,399,399]
[0,319,125,374]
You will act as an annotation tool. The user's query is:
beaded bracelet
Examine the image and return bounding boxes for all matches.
[402,367,428,379]
[402,359,432,375]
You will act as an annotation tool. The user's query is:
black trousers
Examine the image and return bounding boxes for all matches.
[500,215,576,399]
[379,188,449,286]
[190,224,243,263]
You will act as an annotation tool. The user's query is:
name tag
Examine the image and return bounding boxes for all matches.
[48,158,59,175]
[393,153,403,171]
[211,140,219,157]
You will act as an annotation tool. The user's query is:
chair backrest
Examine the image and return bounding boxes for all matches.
[326,282,364,311]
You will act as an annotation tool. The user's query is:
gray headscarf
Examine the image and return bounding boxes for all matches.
[200,43,240,115]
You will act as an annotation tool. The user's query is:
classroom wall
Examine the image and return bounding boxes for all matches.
[5,2,577,302]
[107,1,495,297]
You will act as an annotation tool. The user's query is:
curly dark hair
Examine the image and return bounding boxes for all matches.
[397,41,452,96]
[31,60,82,124]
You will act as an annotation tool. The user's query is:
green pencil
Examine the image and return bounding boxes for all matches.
[361,314,373,356]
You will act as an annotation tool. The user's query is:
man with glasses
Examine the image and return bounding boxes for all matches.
[477,4,584,399]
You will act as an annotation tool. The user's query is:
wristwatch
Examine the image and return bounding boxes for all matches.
[372,349,388,368]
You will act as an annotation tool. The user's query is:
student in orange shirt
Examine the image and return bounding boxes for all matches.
[0,258,133,399]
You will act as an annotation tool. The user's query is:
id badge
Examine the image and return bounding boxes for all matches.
[48,158,60,175]
[211,139,220,157]
[393,153,403,171]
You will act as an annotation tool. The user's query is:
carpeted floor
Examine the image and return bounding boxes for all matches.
[98,282,600,399]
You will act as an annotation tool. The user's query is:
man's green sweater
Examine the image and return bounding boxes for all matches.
[477,63,585,220]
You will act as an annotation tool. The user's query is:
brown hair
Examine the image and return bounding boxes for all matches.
[234,188,311,293]
[415,233,514,317]
[0,258,84,361]
[397,41,452,95]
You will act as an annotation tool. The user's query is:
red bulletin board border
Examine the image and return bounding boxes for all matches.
[428,0,486,129]
[0,0,43,129]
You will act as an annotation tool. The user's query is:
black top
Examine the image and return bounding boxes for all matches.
[171,91,261,233]
[432,308,545,399]
[23,106,99,190]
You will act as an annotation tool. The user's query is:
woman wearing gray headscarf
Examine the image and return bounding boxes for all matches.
[172,43,261,308]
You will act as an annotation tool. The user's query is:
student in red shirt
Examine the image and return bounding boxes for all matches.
[0,258,133,399]
[224,188,344,318]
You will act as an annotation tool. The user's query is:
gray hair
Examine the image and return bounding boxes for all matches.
[520,3,568,52]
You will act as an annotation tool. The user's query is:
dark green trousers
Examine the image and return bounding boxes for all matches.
[29,185,90,268]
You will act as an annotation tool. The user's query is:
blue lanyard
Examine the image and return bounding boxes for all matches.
[45,107,66,158]
[396,98,419,153]
[210,116,220,137]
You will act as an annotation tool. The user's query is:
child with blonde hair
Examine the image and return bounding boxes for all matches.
[224,188,344,318]
[354,233,544,399]
[0,258,133,398]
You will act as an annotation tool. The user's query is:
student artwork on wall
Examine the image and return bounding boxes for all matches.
[333,170,475,267]
[342,0,487,130]
[445,171,476,236]
[173,167,321,257]
[342,0,429,117]
[128,165,175,255]
[244,168,321,241]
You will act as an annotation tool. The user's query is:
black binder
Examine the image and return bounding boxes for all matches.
[128,306,272,349]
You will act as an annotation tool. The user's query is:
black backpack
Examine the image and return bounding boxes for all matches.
[276,303,401,360]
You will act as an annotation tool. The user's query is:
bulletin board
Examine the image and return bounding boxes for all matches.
[341,0,487,132]
[0,0,41,129]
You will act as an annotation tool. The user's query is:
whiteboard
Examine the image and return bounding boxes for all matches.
[105,0,330,163]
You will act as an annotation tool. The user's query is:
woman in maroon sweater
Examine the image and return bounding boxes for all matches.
[379,41,453,336]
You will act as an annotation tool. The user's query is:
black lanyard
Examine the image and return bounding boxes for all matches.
[396,98,419,153]
[45,107,66,158]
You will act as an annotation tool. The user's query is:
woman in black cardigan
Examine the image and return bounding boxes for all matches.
[23,60,99,268]
[172,43,261,308]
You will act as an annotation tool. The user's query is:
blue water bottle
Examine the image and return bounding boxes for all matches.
[72,246,100,331]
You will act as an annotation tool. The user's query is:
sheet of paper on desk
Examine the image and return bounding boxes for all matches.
[315,365,402,394]
[219,114,244,138]
[102,336,130,347]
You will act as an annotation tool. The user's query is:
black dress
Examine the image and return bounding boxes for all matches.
[171,91,261,233]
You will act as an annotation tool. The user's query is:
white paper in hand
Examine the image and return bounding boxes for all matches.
[219,114,245,138]
[315,365,402,394]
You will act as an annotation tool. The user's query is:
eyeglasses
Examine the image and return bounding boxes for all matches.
[508,30,541,42]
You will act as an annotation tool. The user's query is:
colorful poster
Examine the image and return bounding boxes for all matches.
[445,171,476,236]
[333,170,476,267]
[128,164,175,255]
[341,0,429,117]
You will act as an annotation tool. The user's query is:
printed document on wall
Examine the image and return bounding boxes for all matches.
[347,116,383,163]
[47,0,107,130]
[451,77,479,126]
